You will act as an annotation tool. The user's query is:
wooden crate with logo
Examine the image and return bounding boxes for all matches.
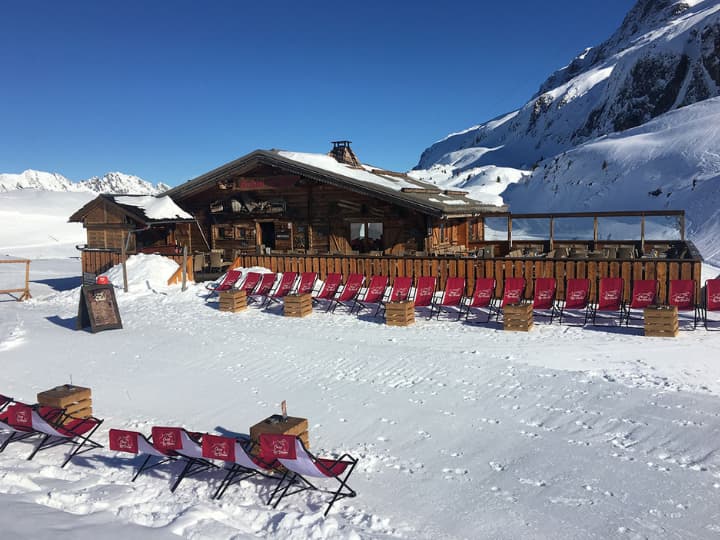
[37,384,92,421]
[503,303,533,332]
[250,415,310,450]
[644,305,678,337]
[284,293,312,317]
[385,301,415,326]
[219,289,247,312]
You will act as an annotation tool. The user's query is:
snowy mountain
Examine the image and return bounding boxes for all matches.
[0,169,168,195]
[412,0,720,266]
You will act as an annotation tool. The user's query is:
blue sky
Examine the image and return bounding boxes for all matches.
[1,0,634,186]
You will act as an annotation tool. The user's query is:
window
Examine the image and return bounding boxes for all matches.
[350,222,383,252]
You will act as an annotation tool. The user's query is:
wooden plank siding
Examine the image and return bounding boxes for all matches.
[80,250,703,304]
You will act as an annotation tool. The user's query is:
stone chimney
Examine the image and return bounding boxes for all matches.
[328,140,361,167]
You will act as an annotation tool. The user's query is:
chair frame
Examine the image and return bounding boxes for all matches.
[668,279,700,330]
[312,273,342,307]
[260,434,358,517]
[328,274,365,313]
[375,276,413,317]
[532,277,558,323]
[201,434,279,500]
[204,269,243,301]
[623,279,658,326]
[428,277,465,320]
[351,275,389,315]
[461,278,497,323]
[495,277,527,321]
[263,272,298,309]
[557,278,591,326]
[703,279,720,330]
[109,428,178,482]
[18,405,104,468]
[151,426,219,492]
[589,277,625,326]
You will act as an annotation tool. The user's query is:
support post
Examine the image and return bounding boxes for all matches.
[121,240,129,293]
[181,245,188,292]
[640,215,645,254]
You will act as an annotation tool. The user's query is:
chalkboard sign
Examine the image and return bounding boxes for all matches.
[77,284,122,332]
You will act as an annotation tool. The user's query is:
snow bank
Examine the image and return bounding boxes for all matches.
[102,253,179,291]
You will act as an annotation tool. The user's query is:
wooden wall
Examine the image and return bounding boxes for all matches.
[79,250,703,303]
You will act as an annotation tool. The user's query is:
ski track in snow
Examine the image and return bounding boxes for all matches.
[2,259,720,538]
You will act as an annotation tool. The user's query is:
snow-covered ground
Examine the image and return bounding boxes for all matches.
[2,253,720,539]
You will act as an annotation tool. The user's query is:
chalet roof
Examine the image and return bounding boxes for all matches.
[164,149,507,218]
[68,194,195,225]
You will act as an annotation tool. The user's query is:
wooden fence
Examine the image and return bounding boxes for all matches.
[81,249,703,304]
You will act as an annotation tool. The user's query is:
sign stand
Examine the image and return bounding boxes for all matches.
[77,284,123,332]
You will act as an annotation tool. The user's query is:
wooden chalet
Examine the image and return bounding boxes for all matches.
[69,194,195,273]
[163,141,505,259]
[69,142,703,304]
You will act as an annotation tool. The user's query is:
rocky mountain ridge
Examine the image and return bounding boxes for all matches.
[0,169,169,195]
[415,0,720,175]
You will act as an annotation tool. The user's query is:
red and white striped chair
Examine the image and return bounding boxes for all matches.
[312,273,342,308]
[260,433,358,516]
[150,426,218,492]
[109,428,178,482]
[496,277,526,321]
[668,279,700,330]
[532,277,557,323]
[429,277,465,320]
[6,403,103,468]
[201,433,278,500]
[263,272,298,309]
[462,278,497,323]
[0,402,66,455]
[704,279,720,330]
[558,278,591,326]
[351,275,388,315]
[376,276,412,317]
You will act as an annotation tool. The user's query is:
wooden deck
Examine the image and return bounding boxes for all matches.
[79,241,703,305]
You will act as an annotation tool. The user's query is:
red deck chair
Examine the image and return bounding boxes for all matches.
[532,277,557,323]
[668,279,699,329]
[151,426,219,492]
[312,273,342,307]
[328,274,364,313]
[0,394,12,413]
[109,428,178,482]
[352,275,389,315]
[376,276,412,317]
[201,433,278,500]
[238,271,262,295]
[462,278,496,323]
[704,279,720,330]
[295,272,318,295]
[263,272,298,308]
[429,277,465,320]
[591,277,625,325]
[7,403,104,468]
[413,276,437,315]
[0,403,65,454]
[496,277,526,321]
[204,269,242,301]
[624,280,657,326]
[247,273,277,305]
[558,278,591,325]
[260,433,358,517]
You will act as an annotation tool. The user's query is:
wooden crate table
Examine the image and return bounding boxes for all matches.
[644,305,678,337]
[385,301,415,326]
[37,384,92,420]
[250,415,309,449]
[219,289,247,313]
[503,303,533,332]
[284,293,312,318]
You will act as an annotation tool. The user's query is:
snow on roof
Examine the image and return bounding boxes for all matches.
[277,151,420,192]
[114,195,193,221]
